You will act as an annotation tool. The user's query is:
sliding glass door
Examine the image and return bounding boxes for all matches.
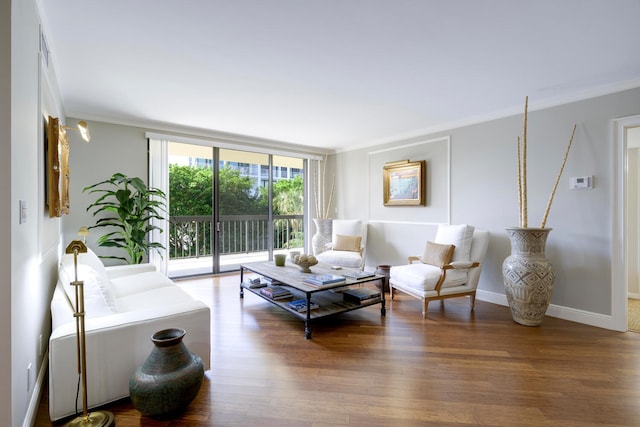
[166,142,305,277]
[167,142,214,276]
[215,148,270,273]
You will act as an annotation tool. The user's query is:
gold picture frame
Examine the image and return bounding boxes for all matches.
[46,116,70,217]
[383,160,426,206]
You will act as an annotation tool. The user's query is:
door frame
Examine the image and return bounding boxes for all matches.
[148,133,319,277]
[613,114,640,331]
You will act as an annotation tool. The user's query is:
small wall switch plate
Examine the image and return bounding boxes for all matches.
[19,200,27,223]
[570,176,593,190]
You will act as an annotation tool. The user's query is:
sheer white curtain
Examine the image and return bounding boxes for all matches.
[148,138,169,275]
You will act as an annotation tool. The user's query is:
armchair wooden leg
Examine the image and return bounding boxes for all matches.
[390,286,395,300]
[422,299,428,318]
[470,293,476,311]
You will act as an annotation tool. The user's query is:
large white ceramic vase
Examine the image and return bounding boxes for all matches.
[502,227,555,326]
[311,218,333,255]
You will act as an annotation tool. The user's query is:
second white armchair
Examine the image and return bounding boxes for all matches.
[316,219,367,269]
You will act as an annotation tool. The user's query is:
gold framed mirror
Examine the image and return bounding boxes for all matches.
[46,116,70,217]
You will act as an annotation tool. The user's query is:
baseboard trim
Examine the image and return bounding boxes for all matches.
[24,350,48,427]
[476,290,616,331]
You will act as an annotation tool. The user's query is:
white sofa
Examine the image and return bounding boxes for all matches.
[49,248,210,421]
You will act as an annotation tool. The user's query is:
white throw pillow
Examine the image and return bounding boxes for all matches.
[60,248,108,285]
[434,224,475,263]
[58,248,118,313]
[78,248,109,280]
[109,271,175,298]
[57,264,114,318]
[82,274,116,318]
[332,220,363,245]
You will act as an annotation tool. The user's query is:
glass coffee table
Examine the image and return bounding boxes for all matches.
[240,261,386,339]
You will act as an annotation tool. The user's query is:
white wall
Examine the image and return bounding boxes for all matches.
[335,88,640,327]
[0,2,12,425]
[5,1,65,425]
[62,119,150,263]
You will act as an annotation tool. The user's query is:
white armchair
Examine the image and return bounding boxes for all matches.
[389,224,489,318]
[316,219,367,269]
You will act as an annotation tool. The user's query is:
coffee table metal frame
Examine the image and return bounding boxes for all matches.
[240,261,386,339]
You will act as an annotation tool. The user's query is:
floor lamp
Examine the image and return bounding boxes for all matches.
[63,240,115,427]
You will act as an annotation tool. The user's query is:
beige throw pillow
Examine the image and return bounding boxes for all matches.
[333,234,362,252]
[422,241,455,267]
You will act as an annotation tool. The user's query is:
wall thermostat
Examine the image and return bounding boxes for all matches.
[570,176,593,189]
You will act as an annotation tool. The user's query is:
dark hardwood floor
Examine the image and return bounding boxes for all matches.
[36,273,640,426]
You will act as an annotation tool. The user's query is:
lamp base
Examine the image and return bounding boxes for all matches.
[63,410,115,427]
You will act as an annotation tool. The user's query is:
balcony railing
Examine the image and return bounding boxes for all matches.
[169,214,304,260]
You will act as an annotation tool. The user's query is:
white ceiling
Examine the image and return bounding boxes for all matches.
[38,0,640,152]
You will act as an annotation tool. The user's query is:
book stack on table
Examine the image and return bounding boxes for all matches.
[259,286,292,300]
[287,299,320,312]
[244,277,267,289]
[261,277,281,286]
[342,287,381,304]
[342,270,375,280]
[303,273,346,287]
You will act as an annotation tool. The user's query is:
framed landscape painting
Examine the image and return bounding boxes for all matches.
[383,160,426,206]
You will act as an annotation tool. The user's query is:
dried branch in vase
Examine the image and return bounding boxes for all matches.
[541,124,577,228]
[314,154,335,219]
[516,96,576,228]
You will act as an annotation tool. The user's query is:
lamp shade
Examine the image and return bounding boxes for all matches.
[78,227,90,242]
[77,121,90,142]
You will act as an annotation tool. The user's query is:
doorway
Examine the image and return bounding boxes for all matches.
[613,115,640,331]
[626,126,640,331]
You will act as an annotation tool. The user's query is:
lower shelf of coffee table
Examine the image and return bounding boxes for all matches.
[241,282,383,321]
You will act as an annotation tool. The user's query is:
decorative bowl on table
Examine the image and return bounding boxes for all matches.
[292,254,318,273]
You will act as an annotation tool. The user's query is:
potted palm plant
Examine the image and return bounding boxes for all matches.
[84,172,167,264]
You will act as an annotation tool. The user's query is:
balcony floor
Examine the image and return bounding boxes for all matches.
[168,248,302,278]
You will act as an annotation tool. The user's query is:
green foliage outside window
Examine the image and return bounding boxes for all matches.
[168,164,304,257]
[168,164,213,216]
